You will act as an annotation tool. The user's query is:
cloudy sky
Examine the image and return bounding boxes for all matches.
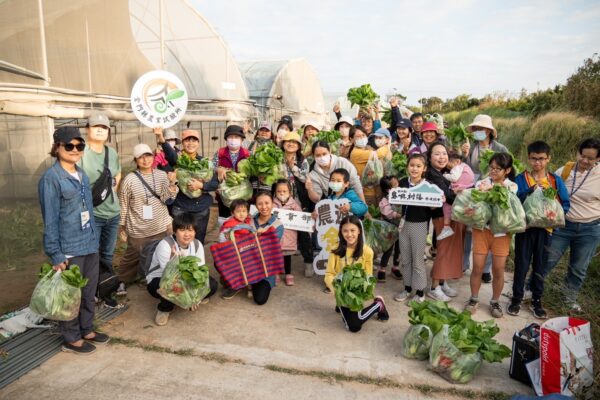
[192,0,599,105]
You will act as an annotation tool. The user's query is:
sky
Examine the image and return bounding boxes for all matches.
[192,0,600,105]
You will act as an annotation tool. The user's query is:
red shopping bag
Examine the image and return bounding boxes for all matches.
[540,316,594,399]
[210,226,284,290]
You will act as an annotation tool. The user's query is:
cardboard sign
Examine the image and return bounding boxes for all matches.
[130,70,188,128]
[312,199,350,276]
[273,208,315,232]
[389,181,444,208]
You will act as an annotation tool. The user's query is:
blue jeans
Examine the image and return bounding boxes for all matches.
[94,214,120,267]
[544,219,600,303]
[463,230,492,273]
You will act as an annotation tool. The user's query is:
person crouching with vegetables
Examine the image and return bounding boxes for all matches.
[325,215,389,332]
[328,168,368,218]
[464,153,518,318]
[38,126,107,354]
[146,213,218,326]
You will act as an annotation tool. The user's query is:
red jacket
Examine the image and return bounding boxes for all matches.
[217,147,250,171]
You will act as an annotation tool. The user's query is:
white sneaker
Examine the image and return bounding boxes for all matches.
[394,290,411,302]
[413,295,426,303]
[154,310,170,326]
[442,282,458,297]
[427,286,450,302]
[437,226,455,241]
[116,282,127,296]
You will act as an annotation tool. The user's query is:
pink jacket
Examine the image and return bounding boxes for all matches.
[273,197,301,252]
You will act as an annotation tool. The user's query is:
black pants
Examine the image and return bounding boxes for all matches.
[340,302,382,333]
[147,276,218,312]
[217,198,231,218]
[284,255,292,275]
[172,206,211,244]
[297,231,313,264]
[60,253,99,343]
[252,279,271,305]
[513,228,551,302]
[380,239,400,268]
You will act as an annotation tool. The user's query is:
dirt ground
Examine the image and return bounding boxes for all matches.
[1,206,540,399]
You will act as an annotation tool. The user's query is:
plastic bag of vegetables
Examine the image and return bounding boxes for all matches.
[363,218,397,255]
[490,191,526,234]
[158,255,211,309]
[237,142,285,186]
[218,176,253,208]
[429,325,482,384]
[523,187,565,229]
[333,263,376,312]
[361,152,384,187]
[451,189,492,230]
[402,324,433,360]
[176,154,214,198]
[29,263,88,321]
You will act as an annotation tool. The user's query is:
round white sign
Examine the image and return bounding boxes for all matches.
[130,70,188,128]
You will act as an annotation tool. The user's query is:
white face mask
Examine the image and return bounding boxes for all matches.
[329,182,343,193]
[355,138,368,148]
[315,154,331,166]
[473,130,487,141]
[227,138,242,149]
[339,127,350,137]
[277,195,289,203]
[90,126,109,141]
[375,138,387,147]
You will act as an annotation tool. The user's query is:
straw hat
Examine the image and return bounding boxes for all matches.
[282,131,302,145]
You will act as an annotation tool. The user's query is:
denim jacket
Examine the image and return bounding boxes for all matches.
[38,161,98,265]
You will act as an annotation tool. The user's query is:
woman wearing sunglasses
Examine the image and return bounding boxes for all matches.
[38,126,108,354]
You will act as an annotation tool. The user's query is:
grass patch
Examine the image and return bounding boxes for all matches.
[0,201,44,269]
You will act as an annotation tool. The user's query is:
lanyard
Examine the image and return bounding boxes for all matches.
[138,171,157,204]
[570,163,591,197]
[77,172,88,211]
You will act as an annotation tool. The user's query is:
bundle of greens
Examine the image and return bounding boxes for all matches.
[490,191,527,234]
[347,84,379,113]
[237,142,285,186]
[176,154,213,198]
[444,123,472,148]
[391,151,408,178]
[311,130,342,155]
[429,325,483,384]
[451,189,492,229]
[333,263,376,312]
[523,187,565,228]
[402,324,433,360]
[219,180,253,207]
[471,185,510,209]
[363,218,397,255]
[408,299,469,335]
[158,256,211,309]
[381,106,392,125]
[478,149,525,176]
[367,204,381,219]
[30,263,88,321]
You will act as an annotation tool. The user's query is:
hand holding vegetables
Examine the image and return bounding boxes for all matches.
[333,263,376,312]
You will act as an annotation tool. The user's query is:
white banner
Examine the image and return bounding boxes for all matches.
[312,199,350,276]
[130,70,188,129]
[389,181,444,208]
[273,208,315,232]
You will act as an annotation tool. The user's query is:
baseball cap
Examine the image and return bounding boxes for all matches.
[53,127,85,144]
[87,112,110,129]
[373,127,391,138]
[182,130,200,140]
[133,143,153,159]
[258,121,272,131]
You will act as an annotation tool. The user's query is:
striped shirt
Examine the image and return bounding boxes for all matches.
[118,169,177,238]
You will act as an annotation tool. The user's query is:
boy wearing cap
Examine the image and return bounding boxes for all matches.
[78,113,122,271]
[40,127,108,354]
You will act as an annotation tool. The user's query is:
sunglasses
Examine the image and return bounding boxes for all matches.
[61,143,86,152]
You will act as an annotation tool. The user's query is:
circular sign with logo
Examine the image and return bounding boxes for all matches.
[130,70,188,128]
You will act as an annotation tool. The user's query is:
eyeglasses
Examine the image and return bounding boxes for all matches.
[578,155,598,163]
[61,143,86,152]
[183,137,199,142]
[528,157,548,162]
[489,166,505,172]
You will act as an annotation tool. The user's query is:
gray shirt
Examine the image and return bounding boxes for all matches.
[467,140,508,178]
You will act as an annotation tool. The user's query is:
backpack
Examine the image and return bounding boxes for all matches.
[91,146,114,207]
[137,236,202,279]
[97,259,119,302]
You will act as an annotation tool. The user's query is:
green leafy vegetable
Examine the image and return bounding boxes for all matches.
[402,324,433,360]
[30,263,87,321]
[444,123,472,146]
[367,204,381,219]
[478,149,524,176]
[238,142,285,186]
[451,189,492,229]
[176,154,214,198]
[347,84,379,112]
[333,263,376,312]
[311,130,342,155]
[523,188,565,228]
[363,218,397,255]
[381,106,392,125]
[158,256,211,309]
[490,191,527,234]
[543,187,558,199]
[391,151,408,178]
[176,153,212,173]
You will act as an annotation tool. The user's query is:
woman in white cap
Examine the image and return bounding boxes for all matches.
[117,144,178,288]
[301,120,321,158]
[335,116,355,159]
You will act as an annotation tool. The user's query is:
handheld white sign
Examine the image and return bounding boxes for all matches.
[389,181,444,208]
[312,199,350,276]
[130,70,188,128]
[273,208,315,232]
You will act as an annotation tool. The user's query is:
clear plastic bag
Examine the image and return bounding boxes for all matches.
[361,152,384,187]
[218,180,253,207]
[490,192,526,234]
[402,324,433,360]
[363,218,397,255]
[176,168,213,198]
[158,256,211,309]
[523,188,566,229]
[429,325,482,384]
[451,189,492,230]
[29,270,81,321]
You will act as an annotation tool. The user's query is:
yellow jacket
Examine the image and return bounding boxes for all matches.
[350,146,391,201]
[324,245,374,292]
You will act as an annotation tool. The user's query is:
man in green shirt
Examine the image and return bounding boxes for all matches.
[78,113,122,271]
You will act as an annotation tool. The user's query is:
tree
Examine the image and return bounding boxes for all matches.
[563,54,600,118]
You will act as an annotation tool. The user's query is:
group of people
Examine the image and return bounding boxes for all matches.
[38,105,600,351]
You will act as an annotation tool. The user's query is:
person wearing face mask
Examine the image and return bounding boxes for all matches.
[305,141,365,205]
[153,128,181,173]
[275,115,294,147]
[78,113,122,272]
[214,125,251,218]
[301,120,321,158]
[335,116,355,159]
[248,121,274,155]
[349,127,391,205]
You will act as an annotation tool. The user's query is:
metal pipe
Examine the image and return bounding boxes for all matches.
[159,0,165,69]
[37,0,50,87]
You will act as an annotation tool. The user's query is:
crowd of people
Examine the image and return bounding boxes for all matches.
[38,106,600,353]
